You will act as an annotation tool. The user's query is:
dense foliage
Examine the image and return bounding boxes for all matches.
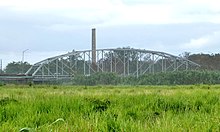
[72,70,220,86]
[189,53,220,70]
[137,70,220,85]
[73,72,120,85]
[4,61,31,74]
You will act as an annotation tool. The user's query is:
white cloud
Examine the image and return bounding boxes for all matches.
[182,37,209,49]
[172,0,220,23]
[181,31,220,50]
[1,0,220,26]
[104,4,173,25]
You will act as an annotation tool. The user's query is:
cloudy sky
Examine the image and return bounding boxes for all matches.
[0,0,220,68]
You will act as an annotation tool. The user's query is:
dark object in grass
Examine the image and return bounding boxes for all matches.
[154,111,160,116]
[86,98,111,112]
[0,97,18,106]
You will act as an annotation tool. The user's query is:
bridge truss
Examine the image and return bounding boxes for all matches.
[26,48,200,81]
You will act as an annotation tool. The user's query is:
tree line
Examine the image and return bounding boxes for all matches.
[72,70,220,86]
[1,61,31,74]
[189,53,220,70]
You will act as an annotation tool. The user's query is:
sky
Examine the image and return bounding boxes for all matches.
[0,0,220,69]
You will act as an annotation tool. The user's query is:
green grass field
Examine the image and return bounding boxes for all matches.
[0,84,220,131]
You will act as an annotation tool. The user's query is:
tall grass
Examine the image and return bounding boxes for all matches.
[0,85,220,131]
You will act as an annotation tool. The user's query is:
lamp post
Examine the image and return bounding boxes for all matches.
[0,59,2,74]
[22,49,29,74]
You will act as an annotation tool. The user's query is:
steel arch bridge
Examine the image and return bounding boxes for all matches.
[26,48,200,81]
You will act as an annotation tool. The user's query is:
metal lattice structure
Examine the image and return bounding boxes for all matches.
[26,48,200,82]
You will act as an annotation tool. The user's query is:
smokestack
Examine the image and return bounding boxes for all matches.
[92,28,96,71]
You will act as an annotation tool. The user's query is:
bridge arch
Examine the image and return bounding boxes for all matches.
[26,48,200,81]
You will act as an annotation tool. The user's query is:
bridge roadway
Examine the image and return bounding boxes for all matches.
[0,74,33,84]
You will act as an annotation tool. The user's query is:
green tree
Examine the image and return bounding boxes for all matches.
[4,61,32,74]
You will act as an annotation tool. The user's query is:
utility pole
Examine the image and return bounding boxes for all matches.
[22,49,29,74]
[0,59,2,74]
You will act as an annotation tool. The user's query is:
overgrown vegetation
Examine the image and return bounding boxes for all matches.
[72,70,220,86]
[137,70,220,85]
[0,85,220,131]
[4,61,31,74]
[189,53,220,70]
[73,72,120,85]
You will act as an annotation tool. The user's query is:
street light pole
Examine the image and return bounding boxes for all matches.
[0,59,2,74]
[22,49,29,64]
[22,49,29,74]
